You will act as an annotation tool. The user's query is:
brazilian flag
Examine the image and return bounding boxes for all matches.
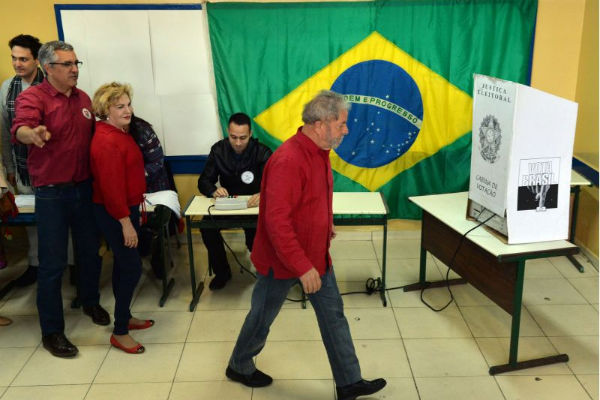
[207,0,537,218]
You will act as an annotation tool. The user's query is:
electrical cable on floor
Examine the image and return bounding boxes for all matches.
[207,203,432,301]
[420,210,495,312]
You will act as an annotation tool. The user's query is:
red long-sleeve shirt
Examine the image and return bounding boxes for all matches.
[11,79,94,187]
[90,121,146,220]
[251,128,333,279]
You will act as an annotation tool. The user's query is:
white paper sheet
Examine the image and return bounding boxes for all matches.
[149,10,214,96]
[160,94,222,155]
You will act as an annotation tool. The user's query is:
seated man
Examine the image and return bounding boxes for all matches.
[197,113,271,290]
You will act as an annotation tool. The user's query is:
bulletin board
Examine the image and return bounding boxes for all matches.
[55,4,222,159]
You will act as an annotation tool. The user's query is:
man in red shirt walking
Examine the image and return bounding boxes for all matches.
[226,91,386,400]
[12,41,107,358]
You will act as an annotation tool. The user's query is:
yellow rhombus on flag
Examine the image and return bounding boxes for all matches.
[255,31,473,191]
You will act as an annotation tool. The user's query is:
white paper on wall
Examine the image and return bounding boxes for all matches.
[160,94,221,156]
[59,7,222,155]
[148,10,213,96]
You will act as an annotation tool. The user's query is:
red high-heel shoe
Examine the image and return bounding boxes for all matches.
[110,334,145,354]
[128,319,155,330]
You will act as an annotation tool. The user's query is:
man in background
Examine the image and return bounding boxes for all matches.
[0,34,44,286]
[197,113,272,290]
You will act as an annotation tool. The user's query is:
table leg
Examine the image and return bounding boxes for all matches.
[567,186,585,273]
[187,216,204,312]
[159,221,175,307]
[489,260,568,374]
[380,218,388,307]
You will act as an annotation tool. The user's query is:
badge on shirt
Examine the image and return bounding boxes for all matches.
[241,171,254,184]
[82,108,92,120]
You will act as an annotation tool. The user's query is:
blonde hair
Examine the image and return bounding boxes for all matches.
[92,82,133,120]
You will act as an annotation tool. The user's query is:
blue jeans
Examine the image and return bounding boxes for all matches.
[228,268,362,387]
[93,204,142,335]
[35,180,102,336]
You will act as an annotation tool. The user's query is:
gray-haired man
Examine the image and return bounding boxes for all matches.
[12,41,108,358]
[226,91,387,400]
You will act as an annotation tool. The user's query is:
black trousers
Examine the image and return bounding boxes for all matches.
[200,216,256,277]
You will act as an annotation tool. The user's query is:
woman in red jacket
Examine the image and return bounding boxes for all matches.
[91,82,154,354]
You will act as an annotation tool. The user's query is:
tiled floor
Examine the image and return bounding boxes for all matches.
[0,227,597,400]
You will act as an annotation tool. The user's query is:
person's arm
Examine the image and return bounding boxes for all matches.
[91,140,132,223]
[0,92,15,182]
[197,148,222,197]
[11,90,49,147]
[247,144,273,207]
[263,155,313,275]
[136,120,166,182]
[15,125,51,147]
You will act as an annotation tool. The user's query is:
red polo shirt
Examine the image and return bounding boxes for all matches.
[251,129,334,279]
[11,79,94,187]
[90,122,146,220]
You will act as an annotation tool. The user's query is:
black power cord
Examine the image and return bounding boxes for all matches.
[206,204,405,300]
[420,210,495,312]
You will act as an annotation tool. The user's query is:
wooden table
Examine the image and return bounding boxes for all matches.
[183,192,389,311]
[405,191,578,375]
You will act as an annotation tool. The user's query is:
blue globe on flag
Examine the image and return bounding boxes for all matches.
[331,60,424,168]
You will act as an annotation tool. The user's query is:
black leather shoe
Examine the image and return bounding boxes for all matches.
[83,304,110,326]
[225,366,273,387]
[336,378,387,400]
[13,265,37,287]
[42,333,78,358]
[209,273,232,291]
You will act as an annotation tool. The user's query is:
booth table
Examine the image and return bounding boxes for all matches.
[569,170,593,272]
[183,192,389,311]
[405,191,579,374]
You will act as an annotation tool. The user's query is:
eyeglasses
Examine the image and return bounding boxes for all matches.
[48,61,83,68]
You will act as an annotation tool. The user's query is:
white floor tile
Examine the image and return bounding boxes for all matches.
[330,240,377,260]
[577,374,599,400]
[169,381,252,400]
[95,343,183,383]
[175,342,234,382]
[0,316,41,348]
[373,238,421,260]
[251,379,334,400]
[359,377,420,399]
[548,336,599,374]
[188,310,247,342]
[568,277,599,304]
[550,256,598,279]
[476,337,572,375]
[523,278,588,305]
[345,308,401,339]
[354,339,412,378]
[86,382,171,400]
[496,375,591,400]
[12,345,109,386]
[523,259,564,279]
[393,305,472,338]
[0,347,36,386]
[527,304,599,336]
[461,305,543,337]
[0,384,89,400]
[404,338,489,377]
[256,341,333,380]
[268,308,321,341]
[416,376,505,400]
[331,259,381,282]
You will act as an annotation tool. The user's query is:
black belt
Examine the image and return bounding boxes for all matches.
[39,181,82,189]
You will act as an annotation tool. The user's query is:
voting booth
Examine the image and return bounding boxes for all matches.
[467,74,578,244]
